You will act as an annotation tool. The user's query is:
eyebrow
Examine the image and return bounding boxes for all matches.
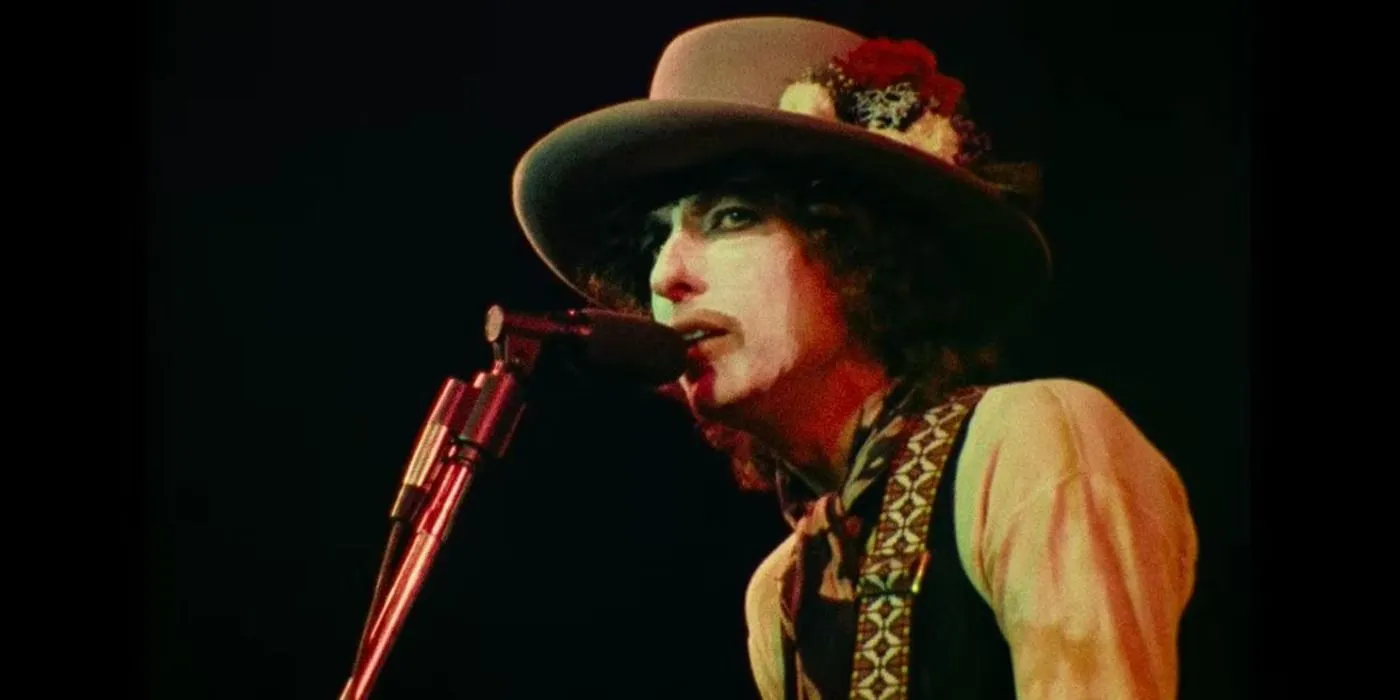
[643,195,699,233]
[644,204,676,230]
[646,189,759,228]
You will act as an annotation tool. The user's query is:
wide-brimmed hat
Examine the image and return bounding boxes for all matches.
[511,16,1052,340]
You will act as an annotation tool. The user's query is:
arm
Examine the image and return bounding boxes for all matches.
[956,380,1199,699]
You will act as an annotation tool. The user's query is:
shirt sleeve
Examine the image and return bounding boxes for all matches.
[953,379,1199,700]
[746,532,797,700]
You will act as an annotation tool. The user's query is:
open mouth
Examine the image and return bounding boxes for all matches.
[672,311,737,353]
[681,328,728,346]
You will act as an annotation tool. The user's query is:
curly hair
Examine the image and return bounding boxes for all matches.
[574,157,1002,491]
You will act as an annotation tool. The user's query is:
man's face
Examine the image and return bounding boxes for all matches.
[648,191,853,425]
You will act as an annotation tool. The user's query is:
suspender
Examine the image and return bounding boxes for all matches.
[847,388,985,700]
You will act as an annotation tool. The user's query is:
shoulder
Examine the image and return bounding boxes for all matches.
[964,377,1168,484]
[950,378,1196,597]
[973,377,1136,440]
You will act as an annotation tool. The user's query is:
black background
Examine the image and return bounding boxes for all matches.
[144,0,1249,697]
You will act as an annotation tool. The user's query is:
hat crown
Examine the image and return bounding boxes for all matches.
[649,17,865,107]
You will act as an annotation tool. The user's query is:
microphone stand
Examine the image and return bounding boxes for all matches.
[337,329,543,700]
[348,376,477,676]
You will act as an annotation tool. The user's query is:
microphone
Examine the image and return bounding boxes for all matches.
[484,305,686,387]
[341,305,687,700]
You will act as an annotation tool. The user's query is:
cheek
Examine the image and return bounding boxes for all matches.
[785,265,848,361]
[734,250,841,369]
[799,270,848,343]
[714,247,797,329]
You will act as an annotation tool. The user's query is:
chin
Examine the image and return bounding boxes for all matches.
[682,368,765,427]
[682,368,723,413]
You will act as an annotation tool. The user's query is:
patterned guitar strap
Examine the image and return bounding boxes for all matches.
[846,386,985,700]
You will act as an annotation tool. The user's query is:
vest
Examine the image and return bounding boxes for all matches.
[776,384,1016,699]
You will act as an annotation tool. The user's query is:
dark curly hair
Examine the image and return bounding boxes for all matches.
[573,156,1003,491]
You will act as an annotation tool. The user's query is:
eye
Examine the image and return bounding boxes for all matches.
[705,205,761,234]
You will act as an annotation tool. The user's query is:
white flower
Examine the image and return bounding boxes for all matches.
[870,111,961,164]
[852,83,920,129]
[778,81,837,120]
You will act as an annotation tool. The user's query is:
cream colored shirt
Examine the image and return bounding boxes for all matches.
[745,378,1199,699]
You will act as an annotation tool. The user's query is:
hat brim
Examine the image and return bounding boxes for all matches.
[512,98,1052,339]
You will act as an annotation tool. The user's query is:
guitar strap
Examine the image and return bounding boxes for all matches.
[846,387,986,700]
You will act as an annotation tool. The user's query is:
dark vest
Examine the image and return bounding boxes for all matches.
[776,385,1017,699]
[904,413,1016,698]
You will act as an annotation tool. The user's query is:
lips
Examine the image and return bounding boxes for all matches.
[670,311,737,377]
[680,327,728,345]
[670,310,737,348]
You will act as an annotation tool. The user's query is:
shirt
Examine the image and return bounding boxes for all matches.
[745,378,1199,699]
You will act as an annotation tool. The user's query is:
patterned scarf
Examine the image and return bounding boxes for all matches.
[773,379,970,699]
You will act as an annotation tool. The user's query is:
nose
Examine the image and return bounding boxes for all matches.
[649,231,705,304]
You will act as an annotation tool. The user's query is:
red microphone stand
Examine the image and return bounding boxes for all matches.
[337,324,542,700]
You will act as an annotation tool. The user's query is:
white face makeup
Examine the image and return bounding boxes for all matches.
[647,192,853,427]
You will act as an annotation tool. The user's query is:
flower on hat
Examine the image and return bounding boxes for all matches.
[834,38,964,117]
[870,110,961,163]
[778,81,838,120]
[778,37,989,168]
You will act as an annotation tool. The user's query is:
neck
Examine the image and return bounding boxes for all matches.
[746,358,892,494]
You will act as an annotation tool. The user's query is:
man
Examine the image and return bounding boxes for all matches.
[510,16,1197,700]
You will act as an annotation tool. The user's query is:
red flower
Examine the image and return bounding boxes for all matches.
[835,38,965,116]
[921,73,965,117]
[836,39,934,88]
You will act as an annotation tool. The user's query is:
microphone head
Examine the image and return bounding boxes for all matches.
[483,305,686,387]
[570,308,687,387]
